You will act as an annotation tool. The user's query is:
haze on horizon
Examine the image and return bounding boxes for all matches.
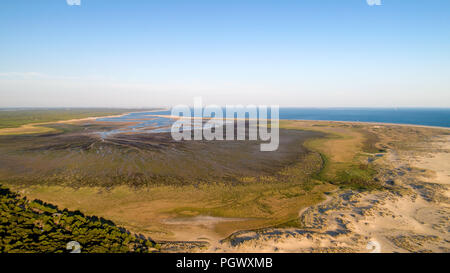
[0,0,449,108]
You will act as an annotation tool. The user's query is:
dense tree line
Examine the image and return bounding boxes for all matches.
[0,185,160,253]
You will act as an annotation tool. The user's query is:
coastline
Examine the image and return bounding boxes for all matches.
[0,108,168,135]
[1,114,448,252]
[2,107,447,136]
[294,119,450,130]
[150,114,450,130]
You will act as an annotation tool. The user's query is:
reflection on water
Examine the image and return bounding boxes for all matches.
[95,110,173,138]
[93,107,450,138]
[94,110,228,138]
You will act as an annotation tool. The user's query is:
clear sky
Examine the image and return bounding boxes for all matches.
[0,0,449,108]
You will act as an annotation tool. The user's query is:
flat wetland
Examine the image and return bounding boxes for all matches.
[0,117,330,240]
[1,110,449,252]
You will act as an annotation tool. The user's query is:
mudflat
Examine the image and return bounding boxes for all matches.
[1,115,449,252]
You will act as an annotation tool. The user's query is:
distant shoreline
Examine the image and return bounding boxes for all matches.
[0,108,168,135]
[0,108,448,136]
[148,114,450,130]
[285,119,450,130]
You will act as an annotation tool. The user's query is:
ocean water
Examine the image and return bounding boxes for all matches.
[278,108,450,128]
[96,108,450,135]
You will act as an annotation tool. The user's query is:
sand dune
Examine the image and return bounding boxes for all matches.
[193,134,450,253]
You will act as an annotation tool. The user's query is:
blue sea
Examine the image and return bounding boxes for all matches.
[97,108,450,134]
[278,108,450,128]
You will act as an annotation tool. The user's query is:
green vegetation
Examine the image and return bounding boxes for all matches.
[0,117,387,243]
[312,153,379,190]
[0,184,159,253]
[361,130,382,153]
[281,120,381,191]
[333,164,379,190]
[0,108,151,129]
[0,119,333,240]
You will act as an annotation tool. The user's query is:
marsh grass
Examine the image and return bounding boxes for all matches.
[1,118,387,240]
[280,120,380,190]
[4,180,334,239]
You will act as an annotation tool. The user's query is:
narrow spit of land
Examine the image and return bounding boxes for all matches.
[0,108,163,135]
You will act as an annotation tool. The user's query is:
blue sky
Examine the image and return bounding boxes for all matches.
[0,0,449,107]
